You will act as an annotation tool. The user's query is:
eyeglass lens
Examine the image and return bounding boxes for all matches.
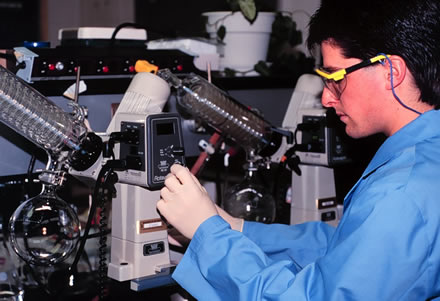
[323,77,347,99]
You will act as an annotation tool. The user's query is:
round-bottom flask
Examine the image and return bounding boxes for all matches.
[8,186,80,266]
[223,165,276,223]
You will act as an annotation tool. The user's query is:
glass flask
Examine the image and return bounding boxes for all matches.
[223,164,276,223]
[8,185,80,266]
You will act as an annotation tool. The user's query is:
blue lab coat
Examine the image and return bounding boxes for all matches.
[173,109,440,300]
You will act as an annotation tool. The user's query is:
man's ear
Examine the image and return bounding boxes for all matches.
[384,55,407,90]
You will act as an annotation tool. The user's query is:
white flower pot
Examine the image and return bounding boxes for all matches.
[202,11,276,72]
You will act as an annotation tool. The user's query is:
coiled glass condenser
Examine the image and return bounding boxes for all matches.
[0,65,87,155]
[170,72,277,154]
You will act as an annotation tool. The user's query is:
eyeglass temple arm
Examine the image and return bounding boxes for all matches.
[315,54,388,81]
[346,54,388,74]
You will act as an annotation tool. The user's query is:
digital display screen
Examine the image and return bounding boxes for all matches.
[156,122,174,135]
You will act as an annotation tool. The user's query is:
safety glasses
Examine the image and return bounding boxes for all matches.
[315,54,387,99]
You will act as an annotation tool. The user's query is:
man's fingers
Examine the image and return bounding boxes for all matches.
[171,164,194,185]
[170,163,186,174]
[164,174,181,192]
[156,198,166,213]
[171,164,204,192]
[160,186,172,201]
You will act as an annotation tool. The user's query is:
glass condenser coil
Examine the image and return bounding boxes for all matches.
[180,74,272,152]
[0,65,87,155]
[156,69,280,154]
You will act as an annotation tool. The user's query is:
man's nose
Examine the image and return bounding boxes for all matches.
[321,88,339,108]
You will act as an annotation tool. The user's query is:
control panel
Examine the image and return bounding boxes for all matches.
[11,47,199,83]
[116,113,185,190]
[146,114,185,189]
[297,114,351,166]
[300,115,326,153]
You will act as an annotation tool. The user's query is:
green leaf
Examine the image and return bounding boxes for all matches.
[238,0,257,23]
[217,25,226,41]
[254,61,271,76]
[224,68,237,77]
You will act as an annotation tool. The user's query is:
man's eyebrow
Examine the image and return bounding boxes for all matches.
[319,66,341,73]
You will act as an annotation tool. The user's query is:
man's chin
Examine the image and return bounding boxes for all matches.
[345,127,366,139]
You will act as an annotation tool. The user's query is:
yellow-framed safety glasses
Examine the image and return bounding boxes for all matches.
[315,54,388,99]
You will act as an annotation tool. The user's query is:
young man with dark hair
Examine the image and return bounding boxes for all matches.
[157,0,440,299]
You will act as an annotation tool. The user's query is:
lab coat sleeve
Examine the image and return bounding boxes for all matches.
[172,215,304,300]
[172,187,431,300]
[242,220,335,267]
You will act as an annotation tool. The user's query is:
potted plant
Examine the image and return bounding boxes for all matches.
[202,0,276,74]
[255,12,316,79]
[202,0,313,77]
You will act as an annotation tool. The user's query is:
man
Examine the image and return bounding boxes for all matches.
[157,0,440,299]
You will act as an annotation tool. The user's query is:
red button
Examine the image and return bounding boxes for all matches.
[176,65,183,71]
[129,65,135,73]
[48,64,55,71]
[102,66,110,73]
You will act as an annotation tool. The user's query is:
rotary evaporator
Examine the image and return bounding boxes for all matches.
[0,64,186,297]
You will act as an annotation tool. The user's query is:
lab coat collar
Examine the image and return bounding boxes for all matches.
[362,109,440,179]
[343,109,440,210]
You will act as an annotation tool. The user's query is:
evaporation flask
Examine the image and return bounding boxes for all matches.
[223,163,276,223]
[8,185,80,266]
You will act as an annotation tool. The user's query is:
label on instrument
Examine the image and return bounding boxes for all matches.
[139,218,167,233]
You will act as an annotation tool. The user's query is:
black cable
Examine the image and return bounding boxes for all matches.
[98,178,112,301]
[69,165,109,274]
[80,244,93,272]
[68,160,122,275]
[293,128,299,145]
[110,22,148,47]
[0,53,26,73]
[0,52,17,64]
[280,128,301,176]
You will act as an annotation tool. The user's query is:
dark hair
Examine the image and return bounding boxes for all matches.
[307,0,440,108]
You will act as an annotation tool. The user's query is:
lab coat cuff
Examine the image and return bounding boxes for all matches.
[190,215,230,253]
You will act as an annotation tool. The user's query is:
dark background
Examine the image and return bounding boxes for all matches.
[135,0,277,40]
[0,0,40,48]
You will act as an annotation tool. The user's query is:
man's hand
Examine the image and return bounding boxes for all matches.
[157,164,218,239]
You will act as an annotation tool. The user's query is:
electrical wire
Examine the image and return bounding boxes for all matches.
[68,160,121,274]
[110,22,147,47]
[97,185,111,301]
[377,53,422,115]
